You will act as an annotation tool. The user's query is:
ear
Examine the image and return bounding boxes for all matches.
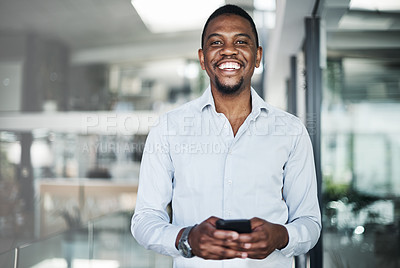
[255,46,263,68]
[198,49,206,70]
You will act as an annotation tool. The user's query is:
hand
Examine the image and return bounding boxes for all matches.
[237,217,289,259]
[187,216,248,260]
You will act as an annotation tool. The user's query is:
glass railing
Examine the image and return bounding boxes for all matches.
[3,211,172,268]
[0,248,15,268]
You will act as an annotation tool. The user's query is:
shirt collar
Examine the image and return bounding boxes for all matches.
[197,86,269,119]
[198,86,215,111]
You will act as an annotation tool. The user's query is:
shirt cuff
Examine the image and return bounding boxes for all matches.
[162,224,184,257]
[280,224,298,257]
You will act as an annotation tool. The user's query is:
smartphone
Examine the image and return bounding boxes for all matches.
[216,219,252,233]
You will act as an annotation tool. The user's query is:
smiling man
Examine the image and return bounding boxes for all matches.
[131,4,321,268]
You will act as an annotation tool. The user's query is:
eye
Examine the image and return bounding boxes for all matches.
[236,40,248,45]
[211,40,222,45]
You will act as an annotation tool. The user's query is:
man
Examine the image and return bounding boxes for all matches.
[131,4,321,267]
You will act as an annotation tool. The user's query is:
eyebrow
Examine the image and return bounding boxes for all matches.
[206,33,253,41]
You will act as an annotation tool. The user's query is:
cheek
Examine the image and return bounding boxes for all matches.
[205,68,214,80]
[205,58,217,71]
[205,50,219,62]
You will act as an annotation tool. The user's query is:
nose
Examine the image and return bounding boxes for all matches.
[220,42,238,56]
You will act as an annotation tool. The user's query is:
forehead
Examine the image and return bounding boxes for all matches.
[204,14,255,39]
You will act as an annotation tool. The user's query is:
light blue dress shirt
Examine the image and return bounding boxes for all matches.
[131,87,321,268]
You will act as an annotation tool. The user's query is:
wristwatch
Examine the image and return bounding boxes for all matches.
[178,225,197,258]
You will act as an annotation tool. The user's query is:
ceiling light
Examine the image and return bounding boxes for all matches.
[131,0,225,33]
[338,13,393,30]
[354,225,365,235]
[254,11,276,29]
[254,0,276,11]
[349,0,400,12]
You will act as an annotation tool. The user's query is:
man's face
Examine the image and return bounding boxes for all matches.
[198,14,262,95]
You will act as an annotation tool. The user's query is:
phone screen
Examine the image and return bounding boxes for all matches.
[216,219,252,233]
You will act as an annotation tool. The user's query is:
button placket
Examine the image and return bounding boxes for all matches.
[223,143,234,219]
[218,114,234,219]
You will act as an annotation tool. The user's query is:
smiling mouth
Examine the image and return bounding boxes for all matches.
[218,62,241,70]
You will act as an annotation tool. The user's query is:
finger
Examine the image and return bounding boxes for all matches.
[239,240,270,251]
[205,216,222,227]
[213,230,239,241]
[250,217,265,230]
[245,248,275,260]
[218,240,244,249]
[214,246,248,259]
[193,236,246,259]
[203,251,247,260]
[199,245,246,260]
[192,225,239,248]
[207,238,244,251]
[202,252,225,260]
[222,242,250,253]
[236,231,263,243]
[198,220,220,238]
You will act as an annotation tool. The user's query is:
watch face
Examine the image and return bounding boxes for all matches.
[178,226,195,258]
[178,239,192,258]
[178,242,188,256]
[178,241,191,258]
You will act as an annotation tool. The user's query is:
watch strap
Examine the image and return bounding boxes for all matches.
[178,224,197,258]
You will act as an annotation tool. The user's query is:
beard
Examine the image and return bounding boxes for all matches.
[215,76,244,96]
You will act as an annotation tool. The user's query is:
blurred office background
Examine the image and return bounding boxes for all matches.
[0,0,399,267]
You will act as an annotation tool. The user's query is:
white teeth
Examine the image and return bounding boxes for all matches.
[218,62,241,70]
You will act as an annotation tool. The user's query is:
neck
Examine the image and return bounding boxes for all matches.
[211,86,252,120]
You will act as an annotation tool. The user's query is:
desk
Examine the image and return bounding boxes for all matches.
[38,179,137,237]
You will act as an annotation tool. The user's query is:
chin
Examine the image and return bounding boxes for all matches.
[215,77,244,95]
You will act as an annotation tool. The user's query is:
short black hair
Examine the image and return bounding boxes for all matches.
[201,4,259,48]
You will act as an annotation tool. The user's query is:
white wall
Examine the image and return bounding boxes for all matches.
[264,0,315,110]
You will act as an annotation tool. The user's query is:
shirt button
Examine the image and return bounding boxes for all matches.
[227,180,232,185]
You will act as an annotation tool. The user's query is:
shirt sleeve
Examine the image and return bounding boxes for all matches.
[280,122,322,257]
[131,115,182,257]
